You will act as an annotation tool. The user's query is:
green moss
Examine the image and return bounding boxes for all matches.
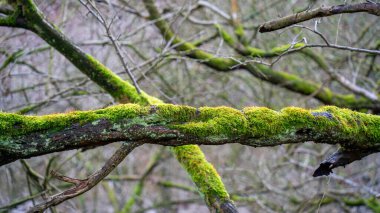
[252,64,367,108]
[189,50,238,71]
[140,3,236,199]
[18,1,156,106]
[344,197,380,212]
[155,104,196,122]
[318,106,380,147]
[243,107,321,139]
[255,64,317,94]
[213,23,306,58]
[234,25,245,39]
[3,104,380,149]
[0,6,22,27]
[174,106,247,138]
[214,24,236,46]
[4,104,380,149]
[85,54,153,104]
[242,105,380,148]
[171,145,230,206]
[244,43,305,57]
[245,47,266,57]
[0,104,148,137]
[271,43,305,54]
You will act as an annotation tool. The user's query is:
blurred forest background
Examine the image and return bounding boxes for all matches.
[1,0,380,212]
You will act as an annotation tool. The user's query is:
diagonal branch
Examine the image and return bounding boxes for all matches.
[27,142,139,213]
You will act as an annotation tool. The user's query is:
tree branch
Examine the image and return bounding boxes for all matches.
[313,148,376,177]
[27,142,139,213]
[259,2,380,33]
[1,104,380,170]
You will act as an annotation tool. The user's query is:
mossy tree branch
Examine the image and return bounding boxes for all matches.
[1,103,380,169]
[215,24,380,109]
[1,0,236,211]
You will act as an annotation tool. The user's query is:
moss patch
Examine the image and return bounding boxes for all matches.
[2,104,380,149]
[171,145,230,206]
[0,104,148,137]
[174,106,248,139]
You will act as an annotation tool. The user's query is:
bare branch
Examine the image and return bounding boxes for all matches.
[198,0,231,20]
[27,142,139,213]
[259,2,380,33]
[79,0,142,94]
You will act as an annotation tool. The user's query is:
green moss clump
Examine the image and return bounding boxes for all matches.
[243,107,279,138]
[214,24,236,46]
[93,104,148,120]
[243,107,317,139]
[270,43,305,54]
[85,54,151,104]
[155,104,196,122]
[243,106,336,141]
[243,105,380,148]
[245,47,266,57]
[255,64,318,96]
[234,25,245,39]
[0,104,149,137]
[344,197,380,212]
[189,50,238,71]
[244,43,305,57]
[3,104,380,149]
[174,106,247,139]
[171,145,230,206]
[317,106,380,147]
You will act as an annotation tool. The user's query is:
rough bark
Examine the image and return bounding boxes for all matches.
[2,104,380,168]
[259,2,380,32]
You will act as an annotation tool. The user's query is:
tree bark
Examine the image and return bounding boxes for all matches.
[1,104,379,166]
[259,2,380,33]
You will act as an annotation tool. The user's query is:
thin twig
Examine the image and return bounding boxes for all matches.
[27,142,140,213]
[79,0,142,94]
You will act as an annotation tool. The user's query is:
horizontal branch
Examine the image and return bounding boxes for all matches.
[259,2,380,33]
[1,104,380,166]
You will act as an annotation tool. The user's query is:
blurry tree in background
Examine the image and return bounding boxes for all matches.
[0,0,380,212]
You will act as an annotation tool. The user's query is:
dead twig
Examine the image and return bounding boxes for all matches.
[28,142,140,213]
